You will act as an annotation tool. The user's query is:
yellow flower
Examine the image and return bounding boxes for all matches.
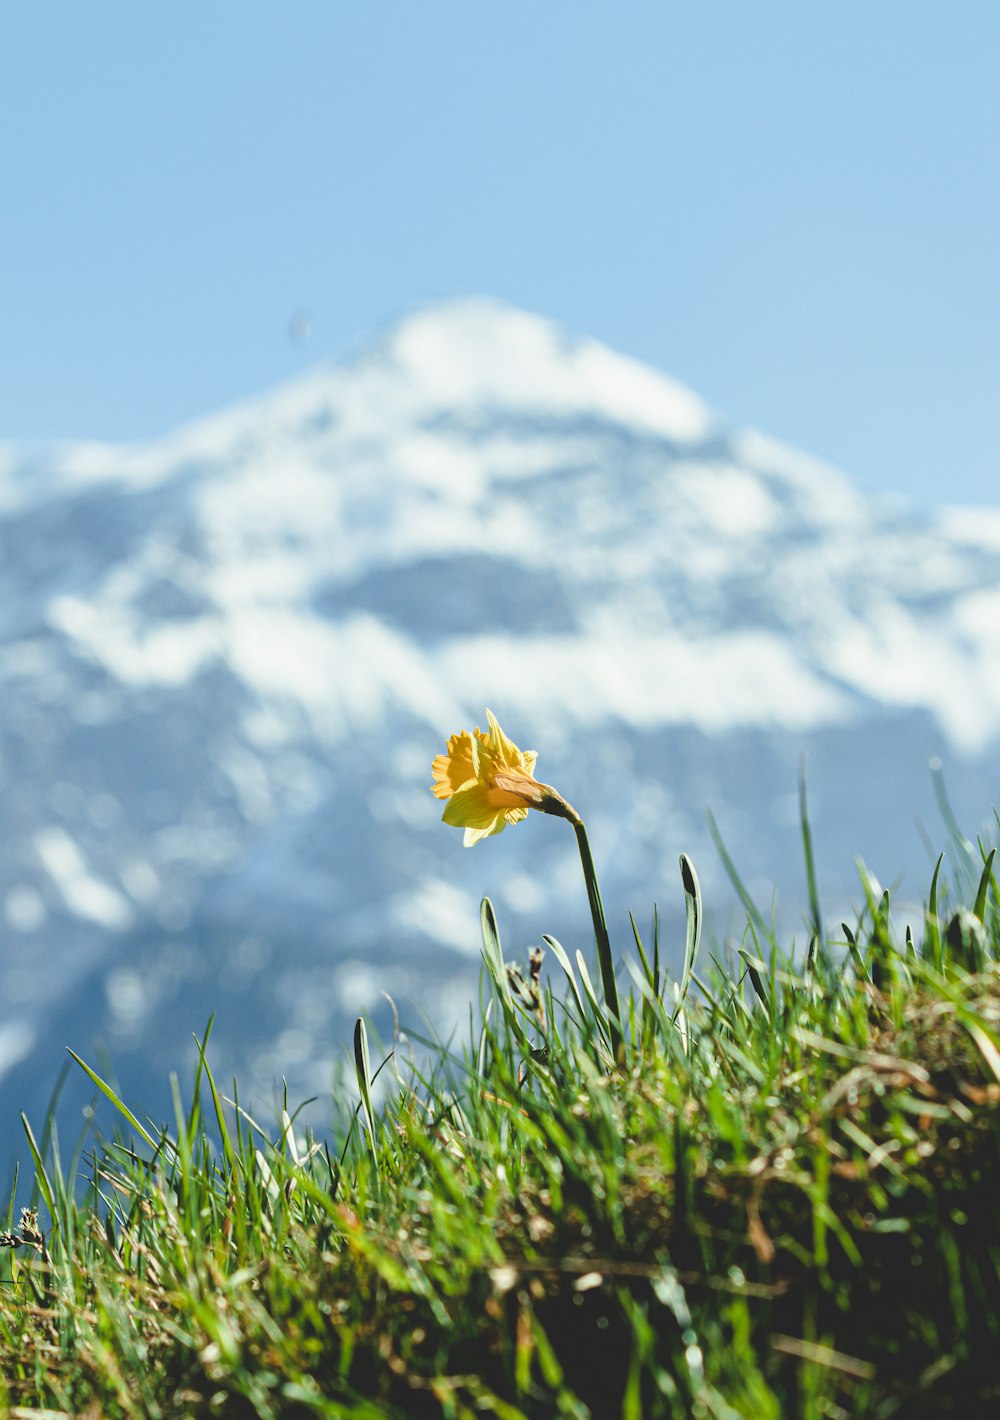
[431,709,578,846]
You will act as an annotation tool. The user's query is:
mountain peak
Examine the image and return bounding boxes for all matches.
[375,297,714,443]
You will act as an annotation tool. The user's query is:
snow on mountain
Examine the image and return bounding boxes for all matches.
[0,297,998,1157]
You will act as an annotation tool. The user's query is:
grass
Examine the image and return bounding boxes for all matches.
[2,791,1000,1417]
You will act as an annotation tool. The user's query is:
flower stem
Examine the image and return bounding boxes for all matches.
[572,819,624,1064]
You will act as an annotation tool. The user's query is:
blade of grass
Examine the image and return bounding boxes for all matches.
[675,854,702,1019]
[799,757,824,950]
[542,935,587,1024]
[481,897,528,1045]
[927,854,944,972]
[193,1030,240,1182]
[931,757,977,879]
[841,922,870,983]
[629,912,656,992]
[353,1018,379,1183]
[978,836,1000,912]
[575,951,612,1053]
[707,810,767,939]
[973,848,997,924]
[737,946,770,1017]
[21,1115,56,1223]
[66,1050,161,1154]
[572,820,623,1063]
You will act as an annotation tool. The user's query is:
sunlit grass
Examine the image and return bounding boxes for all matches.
[1,785,1000,1417]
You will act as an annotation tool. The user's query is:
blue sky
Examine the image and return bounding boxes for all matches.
[2,3,997,505]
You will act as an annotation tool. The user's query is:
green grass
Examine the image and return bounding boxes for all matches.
[2,805,1000,1417]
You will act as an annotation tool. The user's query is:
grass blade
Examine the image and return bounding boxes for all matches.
[737,948,771,1016]
[353,1018,379,1179]
[799,757,824,950]
[931,757,977,880]
[676,854,702,1019]
[21,1115,56,1222]
[630,912,656,991]
[481,896,524,1039]
[543,934,587,1023]
[193,1030,239,1181]
[66,1050,160,1154]
[575,950,612,1051]
[927,854,944,971]
[973,848,997,924]
[707,810,767,938]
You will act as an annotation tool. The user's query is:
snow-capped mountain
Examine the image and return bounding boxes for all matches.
[1,298,998,1161]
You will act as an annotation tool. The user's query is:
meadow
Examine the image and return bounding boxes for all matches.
[1,720,999,1418]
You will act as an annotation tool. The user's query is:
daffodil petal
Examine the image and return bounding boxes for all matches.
[485,708,521,767]
[431,731,480,799]
[442,784,504,830]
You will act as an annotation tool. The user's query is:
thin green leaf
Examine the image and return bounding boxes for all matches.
[799,757,824,950]
[927,854,944,971]
[543,934,587,1023]
[931,757,976,862]
[476,1000,494,1079]
[193,1030,240,1182]
[21,1115,55,1222]
[973,848,996,924]
[575,950,612,1050]
[353,1018,379,1178]
[630,912,656,992]
[737,948,770,1016]
[676,854,702,1019]
[481,897,524,1040]
[707,810,767,938]
[66,1049,160,1153]
[841,921,869,982]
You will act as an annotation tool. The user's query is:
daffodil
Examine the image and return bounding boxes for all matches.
[432,709,624,1061]
[431,709,580,847]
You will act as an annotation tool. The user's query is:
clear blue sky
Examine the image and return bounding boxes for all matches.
[2,3,997,506]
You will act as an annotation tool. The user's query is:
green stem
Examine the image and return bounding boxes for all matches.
[573,819,624,1064]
